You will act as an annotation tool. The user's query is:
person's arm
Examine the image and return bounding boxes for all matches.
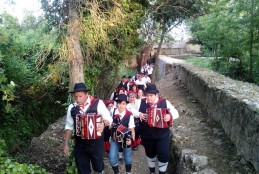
[97,100,113,126]
[126,104,140,118]
[64,129,72,156]
[143,81,147,89]
[128,115,135,141]
[131,128,135,141]
[64,104,74,156]
[165,100,179,120]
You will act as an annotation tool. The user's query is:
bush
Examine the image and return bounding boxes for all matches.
[0,139,47,174]
[186,57,213,70]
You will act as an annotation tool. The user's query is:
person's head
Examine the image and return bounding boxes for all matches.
[104,100,114,111]
[128,76,132,81]
[130,83,138,92]
[122,75,127,83]
[127,91,137,103]
[115,94,128,112]
[137,89,144,99]
[116,88,126,95]
[138,74,143,81]
[145,84,159,103]
[69,83,90,105]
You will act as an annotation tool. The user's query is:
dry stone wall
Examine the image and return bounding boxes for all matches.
[156,55,259,172]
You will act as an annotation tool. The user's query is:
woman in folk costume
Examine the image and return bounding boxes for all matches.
[138,84,179,174]
[126,90,142,150]
[109,94,135,174]
[64,83,113,174]
[110,87,127,101]
[129,82,138,94]
[137,88,145,100]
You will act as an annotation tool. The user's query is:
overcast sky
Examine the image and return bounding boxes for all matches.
[0,0,43,22]
[0,0,190,41]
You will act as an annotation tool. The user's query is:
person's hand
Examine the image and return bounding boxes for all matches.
[103,120,109,126]
[64,144,70,157]
[139,113,146,122]
[126,138,132,146]
[97,121,105,134]
[164,114,171,122]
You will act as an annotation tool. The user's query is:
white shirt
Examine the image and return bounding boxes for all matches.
[149,97,179,120]
[111,108,135,129]
[144,76,151,83]
[126,100,141,118]
[147,67,153,75]
[141,66,148,74]
[110,91,115,100]
[65,97,113,130]
[135,79,147,88]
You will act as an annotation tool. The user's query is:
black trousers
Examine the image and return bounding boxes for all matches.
[141,136,170,163]
[74,138,104,174]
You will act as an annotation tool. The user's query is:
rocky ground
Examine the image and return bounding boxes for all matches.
[18,69,257,174]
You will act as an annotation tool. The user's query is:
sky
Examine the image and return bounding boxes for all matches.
[0,0,43,22]
[0,0,190,41]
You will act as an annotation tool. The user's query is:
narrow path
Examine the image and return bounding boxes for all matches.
[156,70,256,174]
[20,65,256,174]
[103,145,150,174]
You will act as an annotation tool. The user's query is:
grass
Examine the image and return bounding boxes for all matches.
[185,57,213,70]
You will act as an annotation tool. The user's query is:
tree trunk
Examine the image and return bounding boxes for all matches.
[249,29,254,82]
[151,26,166,83]
[66,0,84,90]
[248,0,255,82]
[137,44,153,72]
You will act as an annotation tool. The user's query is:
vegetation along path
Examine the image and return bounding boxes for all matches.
[21,66,257,174]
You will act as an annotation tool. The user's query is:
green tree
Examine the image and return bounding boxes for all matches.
[0,12,67,152]
[190,0,259,84]
[137,0,200,81]
[40,0,145,98]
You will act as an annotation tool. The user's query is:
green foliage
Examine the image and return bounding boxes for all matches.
[0,12,68,153]
[189,0,259,85]
[79,0,144,98]
[0,139,47,174]
[65,155,77,174]
[186,57,213,70]
[64,140,77,174]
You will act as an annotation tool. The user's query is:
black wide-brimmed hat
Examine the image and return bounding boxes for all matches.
[69,83,90,93]
[115,94,129,103]
[145,84,159,94]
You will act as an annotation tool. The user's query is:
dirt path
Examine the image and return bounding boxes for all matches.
[157,72,256,174]
[103,144,150,174]
[19,68,256,174]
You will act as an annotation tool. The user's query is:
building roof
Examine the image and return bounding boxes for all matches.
[153,41,187,49]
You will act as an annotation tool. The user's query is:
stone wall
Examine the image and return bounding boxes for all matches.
[156,55,259,172]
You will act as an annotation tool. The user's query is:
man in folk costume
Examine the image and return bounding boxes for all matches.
[117,75,129,91]
[135,74,147,91]
[64,83,113,174]
[138,84,179,174]
[109,94,135,174]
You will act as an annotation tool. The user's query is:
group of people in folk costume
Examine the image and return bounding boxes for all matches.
[64,64,179,174]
